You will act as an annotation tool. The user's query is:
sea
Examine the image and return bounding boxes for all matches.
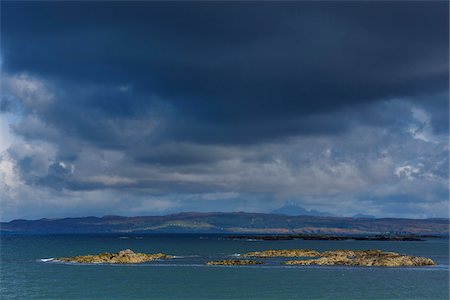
[1,234,448,299]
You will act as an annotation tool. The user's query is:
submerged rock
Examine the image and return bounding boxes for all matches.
[243,249,320,258]
[207,259,264,266]
[283,249,436,267]
[57,249,173,264]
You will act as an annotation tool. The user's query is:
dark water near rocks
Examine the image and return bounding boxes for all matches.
[1,234,448,299]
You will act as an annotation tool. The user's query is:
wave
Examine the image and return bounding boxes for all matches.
[172,255,201,258]
[39,258,55,262]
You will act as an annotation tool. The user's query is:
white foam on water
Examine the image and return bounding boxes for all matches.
[172,255,201,259]
[40,258,55,262]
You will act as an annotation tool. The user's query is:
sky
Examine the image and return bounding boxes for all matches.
[0,1,448,221]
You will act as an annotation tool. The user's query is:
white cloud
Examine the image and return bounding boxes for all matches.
[85,175,135,185]
[408,106,436,143]
[0,114,14,152]
[395,165,421,180]
[1,73,54,111]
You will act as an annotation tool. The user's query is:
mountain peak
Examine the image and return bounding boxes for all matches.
[271,205,333,217]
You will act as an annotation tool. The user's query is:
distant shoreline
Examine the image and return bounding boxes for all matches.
[1,212,448,235]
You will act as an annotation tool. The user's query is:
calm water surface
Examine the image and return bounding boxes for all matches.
[1,234,448,299]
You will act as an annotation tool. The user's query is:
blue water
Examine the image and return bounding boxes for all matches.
[1,234,448,299]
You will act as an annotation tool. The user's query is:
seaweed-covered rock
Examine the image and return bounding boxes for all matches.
[285,249,436,267]
[207,260,264,266]
[243,249,320,258]
[57,249,172,264]
[285,257,350,266]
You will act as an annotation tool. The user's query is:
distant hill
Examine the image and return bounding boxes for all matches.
[352,213,376,219]
[1,212,448,235]
[271,205,333,217]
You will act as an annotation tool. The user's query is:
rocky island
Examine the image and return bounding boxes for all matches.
[56,249,173,264]
[244,249,436,267]
[207,259,264,266]
[53,248,435,267]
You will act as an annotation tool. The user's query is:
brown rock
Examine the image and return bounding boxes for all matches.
[243,249,320,258]
[57,249,173,264]
[284,249,436,267]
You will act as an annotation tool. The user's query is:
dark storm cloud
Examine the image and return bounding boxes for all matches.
[0,1,448,220]
[2,1,448,145]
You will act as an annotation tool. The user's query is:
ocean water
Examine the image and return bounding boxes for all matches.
[1,234,448,299]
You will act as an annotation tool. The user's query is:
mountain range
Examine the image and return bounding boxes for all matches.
[1,212,447,234]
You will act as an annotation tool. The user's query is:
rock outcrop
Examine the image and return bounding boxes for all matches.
[244,249,320,258]
[285,249,436,267]
[56,248,436,267]
[57,249,172,264]
[207,260,264,266]
[243,249,435,267]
